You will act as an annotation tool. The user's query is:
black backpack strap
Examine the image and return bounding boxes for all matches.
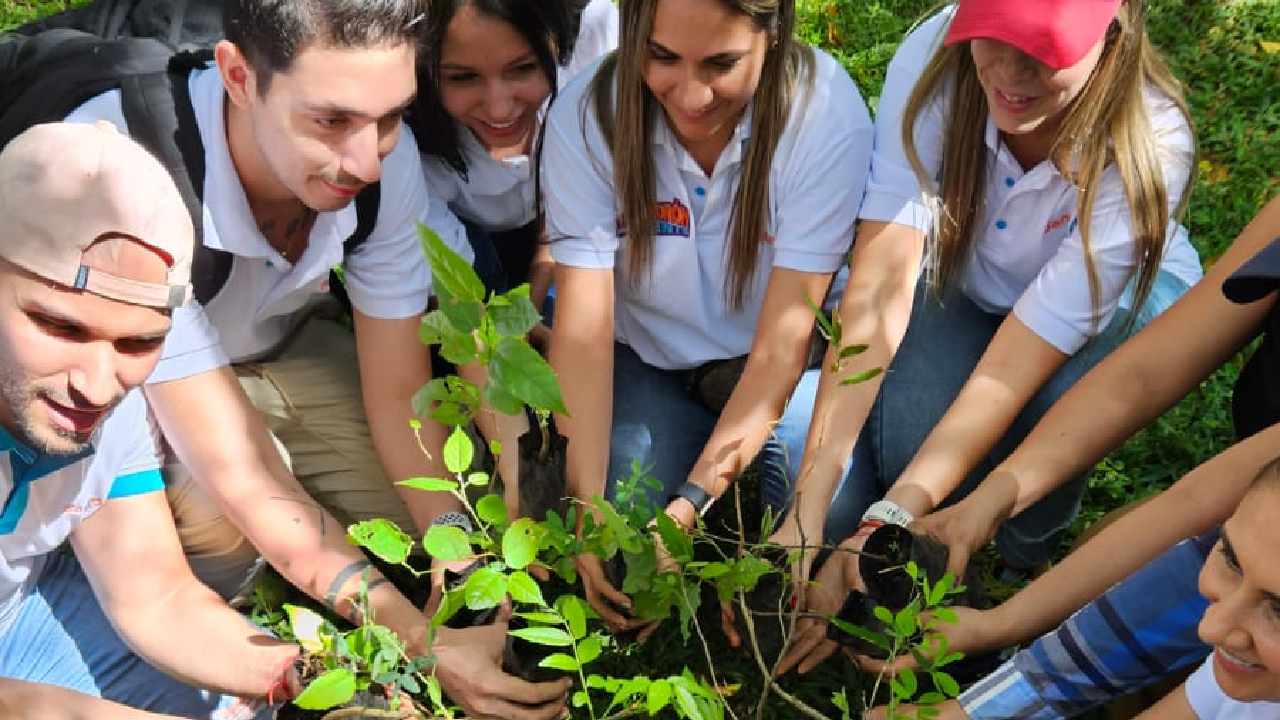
[327,182,383,314]
[348,182,382,254]
[119,49,232,306]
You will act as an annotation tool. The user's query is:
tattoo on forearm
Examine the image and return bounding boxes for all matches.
[325,560,374,609]
[269,495,327,535]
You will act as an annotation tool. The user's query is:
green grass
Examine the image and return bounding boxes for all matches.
[8,0,1280,716]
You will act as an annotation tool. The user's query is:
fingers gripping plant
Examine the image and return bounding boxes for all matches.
[287,227,970,719]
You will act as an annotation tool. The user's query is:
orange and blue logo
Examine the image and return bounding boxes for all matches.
[655,199,691,237]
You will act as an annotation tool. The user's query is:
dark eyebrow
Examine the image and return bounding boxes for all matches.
[648,40,678,57]
[303,95,417,122]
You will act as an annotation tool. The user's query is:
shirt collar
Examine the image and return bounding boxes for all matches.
[0,424,93,475]
[655,102,755,175]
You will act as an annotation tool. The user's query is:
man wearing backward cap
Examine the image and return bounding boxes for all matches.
[0,122,300,720]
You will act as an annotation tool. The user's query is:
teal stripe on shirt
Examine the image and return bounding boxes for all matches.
[108,469,164,499]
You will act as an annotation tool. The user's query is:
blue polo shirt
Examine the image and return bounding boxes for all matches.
[0,389,164,635]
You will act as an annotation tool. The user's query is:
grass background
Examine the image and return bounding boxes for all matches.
[4,0,1280,716]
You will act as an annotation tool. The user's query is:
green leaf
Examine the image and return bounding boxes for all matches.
[347,519,413,565]
[538,653,580,672]
[443,426,474,474]
[929,574,954,606]
[561,595,587,640]
[577,635,604,664]
[572,690,589,708]
[423,524,472,562]
[515,611,563,625]
[829,617,891,652]
[905,560,920,581]
[873,606,894,626]
[293,668,357,710]
[917,691,947,705]
[490,337,569,415]
[655,511,694,563]
[647,679,673,715]
[509,626,574,647]
[419,223,485,303]
[932,607,959,624]
[896,667,918,698]
[489,439,503,456]
[284,604,327,654]
[841,367,884,385]
[931,671,960,697]
[491,285,542,337]
[502,518,541,570]
[467,472,491,487]
[804,294,836,342]
[895,604,919,637]
[426,675,444,709]
[439,323,479,365]
[418,310,452,347]
[476,494,510,526]
[672,683,703,720]
[507,570,547,606]
[431,587,466,627]
[463,565,508,610]
[483,380,525,416]
[838,343,869,359]
[397,477,458,493]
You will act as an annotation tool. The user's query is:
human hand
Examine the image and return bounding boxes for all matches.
[852,605,1006,675]
[433,607,573,720]
[865,699,970,720]
[911,480,1016,579]
[575,552,638,634]
[774,534,867,676]
[767,515,823,609]
[264,647,304,704]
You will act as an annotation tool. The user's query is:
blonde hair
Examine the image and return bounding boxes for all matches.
[587,0,815,309]
[902,1,1195,329]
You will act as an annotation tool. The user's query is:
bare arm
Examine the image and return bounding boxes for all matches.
[669,268,836,524]
[776,220,924,542]
[71,492,297,697]
[145,369,431,655]
[978,421,1280,649]
[548,265,615,507]
[968,194,1280,520]
[886,315,1068,516]
[353,311,462,534]
[0,679,186,720]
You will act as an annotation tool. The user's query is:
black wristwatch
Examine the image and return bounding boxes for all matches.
[669,481,714,517]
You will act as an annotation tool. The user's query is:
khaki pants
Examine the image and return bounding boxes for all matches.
[166,314,417,599]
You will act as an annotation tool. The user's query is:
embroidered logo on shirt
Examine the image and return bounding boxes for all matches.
[654,199,691,238]
[1044,212,1076,237]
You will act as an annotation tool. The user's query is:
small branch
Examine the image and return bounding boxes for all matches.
[738,588,832,720]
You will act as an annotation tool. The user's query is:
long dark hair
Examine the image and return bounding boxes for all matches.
[410,0,578,178]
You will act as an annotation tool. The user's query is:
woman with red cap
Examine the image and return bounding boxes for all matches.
[772,0,1201,674]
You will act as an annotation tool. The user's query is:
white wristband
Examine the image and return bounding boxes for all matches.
[862,499,914,527]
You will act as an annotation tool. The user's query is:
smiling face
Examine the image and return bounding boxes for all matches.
[1198,478,1280,702]
[643,0,770,163]
[969,35,1105,163]
[0,240,171,455]
[437,3,552,160]
[220,40,418,212]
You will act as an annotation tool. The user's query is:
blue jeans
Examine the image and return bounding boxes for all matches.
[0,552,272,719]
[605,342,813,520]
[776,270,1191,566]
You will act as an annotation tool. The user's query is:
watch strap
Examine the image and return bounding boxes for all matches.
[862,499,914,527]
[670,482,714,516]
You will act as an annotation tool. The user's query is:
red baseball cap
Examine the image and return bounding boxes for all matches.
[944,0,1123,70]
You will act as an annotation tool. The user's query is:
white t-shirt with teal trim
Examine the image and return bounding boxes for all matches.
[0,389,164,635]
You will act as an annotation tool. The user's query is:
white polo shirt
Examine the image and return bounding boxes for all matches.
[66,65,472,379]
[861,8,1202,354]
[1185,655,1280,719]
[421,0,619,232]
[544,48,873,370]
[0,390,164,636]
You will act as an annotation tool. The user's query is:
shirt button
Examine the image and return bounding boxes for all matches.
[695,186,707,197]
[1005,177,1015,188]
[996,219,1008,230]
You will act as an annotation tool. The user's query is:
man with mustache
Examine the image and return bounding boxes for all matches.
[0,121,301,719]
[58,1,569,718]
